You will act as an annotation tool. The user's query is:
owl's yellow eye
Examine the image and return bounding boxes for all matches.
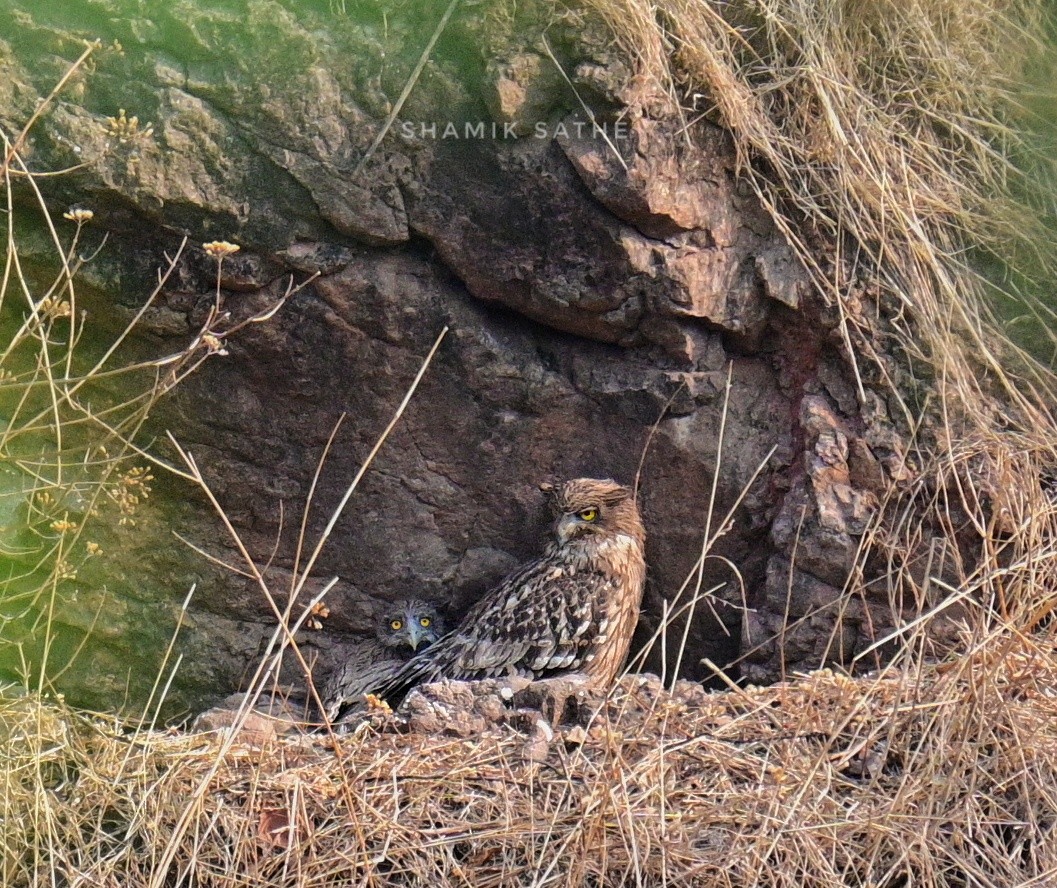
[578,507,598,522]
[390,619,403,631]
[419,617,431,627]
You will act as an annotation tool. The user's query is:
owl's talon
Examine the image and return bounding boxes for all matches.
[515,673,595,728]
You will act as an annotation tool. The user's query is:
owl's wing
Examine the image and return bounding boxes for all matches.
[375,559,620,704]
[321,639,406,720]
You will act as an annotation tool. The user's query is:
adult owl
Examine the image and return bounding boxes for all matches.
[321,598,445,721]
[371,478,646,708]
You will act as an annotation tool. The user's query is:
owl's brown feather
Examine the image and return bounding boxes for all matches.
[372,478,646,708]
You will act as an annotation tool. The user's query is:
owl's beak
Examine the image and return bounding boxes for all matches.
[555,513,586,544]
[407,622,426,651]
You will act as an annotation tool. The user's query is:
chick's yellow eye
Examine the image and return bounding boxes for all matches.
[390,619,403,631]
[419,617,431,627]
[578,507,598,522]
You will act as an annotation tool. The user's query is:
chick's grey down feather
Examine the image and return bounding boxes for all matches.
[322,598,444,720]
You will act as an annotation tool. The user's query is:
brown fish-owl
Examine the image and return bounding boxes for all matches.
[370,478,646,708]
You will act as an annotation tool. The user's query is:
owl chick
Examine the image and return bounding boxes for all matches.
[369,478,646,710]
[321,598,444,721]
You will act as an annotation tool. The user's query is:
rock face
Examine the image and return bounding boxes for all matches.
[0,0,906,715]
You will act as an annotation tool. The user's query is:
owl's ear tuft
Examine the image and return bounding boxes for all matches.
[538,479,563,508]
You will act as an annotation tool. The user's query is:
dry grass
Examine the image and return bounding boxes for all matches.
[4,612,1057,886]
[5,2,1057,886]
